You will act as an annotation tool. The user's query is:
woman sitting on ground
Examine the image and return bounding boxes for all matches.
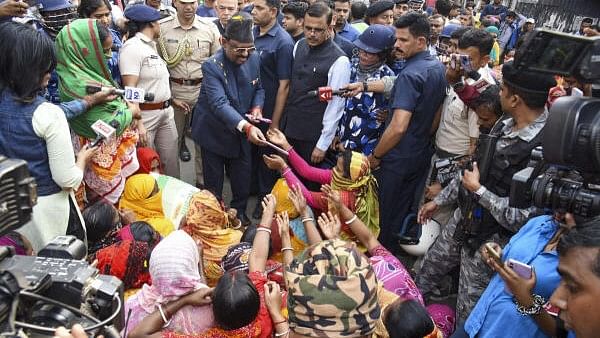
[125,230,215,335]
[56,19,140,204]
[128,195,288,338]
[264,128,379,247]
[119,174,175,237]
[83,200,136,256]
[180,190,243,286]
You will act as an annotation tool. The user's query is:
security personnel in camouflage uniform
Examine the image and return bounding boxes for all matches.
[415,62,556,324]
[158,0,220,186]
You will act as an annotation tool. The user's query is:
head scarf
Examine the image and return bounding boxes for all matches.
[221,242,252,273]
[271,179,299,219]
[331,152,380,239]
[119,225,135,241]
[286,239,380,337]
[136,147,163,174]
[126,230,215,335]
[181,190,242,285]
[95,240,151,290]
[119,174,174,237]
[55,19,132,139]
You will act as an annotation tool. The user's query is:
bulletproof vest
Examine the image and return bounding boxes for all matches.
[283,39,345,142]
[456,121,544,251]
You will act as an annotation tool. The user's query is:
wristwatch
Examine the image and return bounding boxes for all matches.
[363,80,369,92]
[474,185,487,198]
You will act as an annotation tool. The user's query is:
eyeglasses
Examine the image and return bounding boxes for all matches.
[230,46,256,55]
[304,26,327,34]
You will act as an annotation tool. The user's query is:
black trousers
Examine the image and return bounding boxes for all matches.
[376,152,432,251]
[201,146,251,215]
[251,124,278,198]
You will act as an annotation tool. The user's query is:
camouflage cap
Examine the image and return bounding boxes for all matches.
[286,239,380,337]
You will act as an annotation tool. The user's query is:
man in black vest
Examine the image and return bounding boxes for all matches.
[415,61,556,324]
[281,2,350,174]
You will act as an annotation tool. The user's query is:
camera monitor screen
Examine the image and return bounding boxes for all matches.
[514,29,596,79]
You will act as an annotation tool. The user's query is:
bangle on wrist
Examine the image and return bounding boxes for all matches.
[256,227,272,235]
[301,217,314,224]
[514,294,545,316]
[281,247,293,252]
[244,123,254,138]
[275,329,290,337]
[344,214,357,225]
[157,304,172,328]
[274,318,288,325]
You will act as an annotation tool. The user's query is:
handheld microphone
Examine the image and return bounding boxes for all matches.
[85,84,155,103]
[455,77,492,108]
[465,70,481,81]
[89,120,120,147]
[307,87,349,102]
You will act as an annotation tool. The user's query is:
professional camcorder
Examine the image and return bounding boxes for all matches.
[0,158,124,338]
[509,30,600,217]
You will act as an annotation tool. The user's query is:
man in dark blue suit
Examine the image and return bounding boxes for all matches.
[191,12,267,225]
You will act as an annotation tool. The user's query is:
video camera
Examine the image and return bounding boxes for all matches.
[509,29,600,217]
[0,158,124,337]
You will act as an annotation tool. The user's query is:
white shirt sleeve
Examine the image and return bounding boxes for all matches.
[32,102,83,190]
[467,109,480,139]
[118,38,143,77]
[316,55,351,151]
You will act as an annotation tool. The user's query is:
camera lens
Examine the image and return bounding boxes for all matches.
[544,97,600,172]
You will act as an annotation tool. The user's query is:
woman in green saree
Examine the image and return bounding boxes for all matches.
[55,19,143,203]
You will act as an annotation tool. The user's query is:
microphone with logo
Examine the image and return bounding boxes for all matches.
[85,84,155,103]
[307,86,350,102]
[89,120,120,148]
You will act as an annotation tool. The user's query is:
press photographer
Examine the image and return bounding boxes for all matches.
[415,60,556,324]
[452,29,600,338]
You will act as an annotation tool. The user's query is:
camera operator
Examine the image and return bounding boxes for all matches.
[415,61,556,324]
[0,22,98,251]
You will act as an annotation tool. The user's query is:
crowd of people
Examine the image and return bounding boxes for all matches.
[0,0,599,337]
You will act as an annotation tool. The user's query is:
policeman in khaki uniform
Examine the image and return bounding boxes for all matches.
[158,0,220,186]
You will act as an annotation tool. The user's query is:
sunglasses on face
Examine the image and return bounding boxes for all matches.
[230,46,256,55]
